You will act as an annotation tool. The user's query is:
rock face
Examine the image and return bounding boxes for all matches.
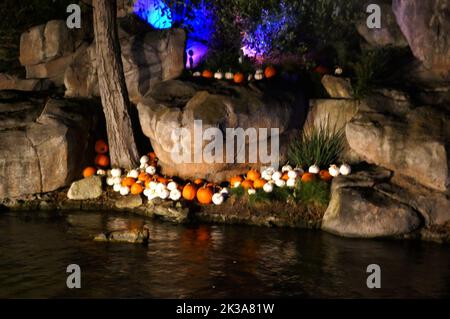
[67,176,103,200]
[393,0,450,75]
[346,91,450,192]
[321,75,354,98]
[356,1,408,48]
[137,79,307,182]
[19,20,85,85]
[0,94,99,198]
[0,73,51,91]
[322,169,422,238]
[64,25,186,104]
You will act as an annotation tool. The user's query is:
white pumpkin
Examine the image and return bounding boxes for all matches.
[140,155,149,165]
[329,164,340,177]
[156,183,167,194]
[96,169,106,176]
[261,171,272,181]
[275,179,286,188]
[281,164,293,172]
[248,188,256,195]
[169,189,182,201]
[247,74,254,81]
[167,181,178,191]
[335,67,343,75]
[308,165,320,174]
[232,181,241,188]
[148,181,157,190]
[111,168,122,178]
[106,177,115,186]
[112,177,122,185]
[212,193,224,205]
[140,163,149,170]
[272,171,282,181]
[214,71,223,80]
[113,183,122,192]
[286,178,297,188]
[159,188,170,200]
[127,169,139,179]
[287,170,298,180]
[256,69,264,75]
[145,165,156,175]
[120,186,130,196]
[193,71,201,77]
[254,72,264,81]
[340,163,352,176]
[263,182,274,193]
[225,72,234,80]
[294,167,305,176]
[220,187,229,195]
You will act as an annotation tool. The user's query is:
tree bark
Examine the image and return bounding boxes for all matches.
[93,0,139,169]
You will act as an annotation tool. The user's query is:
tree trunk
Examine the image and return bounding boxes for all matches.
[93,0,139,169]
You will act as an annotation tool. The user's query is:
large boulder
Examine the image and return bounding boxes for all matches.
[393,0,450,75]
[0,93,100,198]
[0,73,51,92]
[65,25,186,104]
[137,79,307,182]
[322,168,422,238]
[356,0,408,48]
[67,176,103,200]
[346,91,450,192]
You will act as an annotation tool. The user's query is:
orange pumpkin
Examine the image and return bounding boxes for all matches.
[241,179,254,189]
[148,151,157,160]
[95,154,110,167]
[138,172,151,182]
[319,170,333,182]
[282,172,290,181]
[247,169,261,181]
[196,186,213,205]
[253,178,266,189]
[121,177,136,187]
[182,183,197,201]
[157,176,169,184]
[233,72,245,84]
[194,178,204,185]
[202,70,213,79]
[82,166,96,178]
[264,66,276,78]
[130,183,143,195]
[230,175,244,187]
[95,139,108,154]
[301,173,315,183]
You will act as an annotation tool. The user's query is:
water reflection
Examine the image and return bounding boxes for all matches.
[0,211,449,298]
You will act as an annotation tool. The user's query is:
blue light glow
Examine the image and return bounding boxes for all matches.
[133,0,214,68]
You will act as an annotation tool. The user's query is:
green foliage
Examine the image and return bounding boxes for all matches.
[294,180,330,207]
[288,119,345,168]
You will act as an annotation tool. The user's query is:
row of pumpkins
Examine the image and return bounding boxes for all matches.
[81,140,352,206]
[192,66,277,84]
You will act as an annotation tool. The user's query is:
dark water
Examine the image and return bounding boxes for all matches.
[0,211,449,298]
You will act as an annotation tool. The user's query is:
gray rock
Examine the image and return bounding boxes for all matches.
[0,96,100,198]
[115,195,143,209]
[94,227,149,244]
[0,73,51,91]
[65,27,186,104]
[323,181,421,238]
[356,1,408,48]
[137,79,307,182]
[321,75,354,98]
[67,176,103,200]
[346,93,450,192]
[393,0,450,76]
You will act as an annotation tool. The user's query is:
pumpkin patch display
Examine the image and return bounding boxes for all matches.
[83,166,96,178]
[230,175,244,188]
[95,154,110,168]
[241,179,254,189]
[121,177,136,187]
[319,170,333,182]
[182,183,197,201]
[196,186,214,205]
[253,178,266,189]
[94,139,108,154]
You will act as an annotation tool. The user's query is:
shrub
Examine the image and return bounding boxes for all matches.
[294,179,330,207]
[288,119,345,168]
